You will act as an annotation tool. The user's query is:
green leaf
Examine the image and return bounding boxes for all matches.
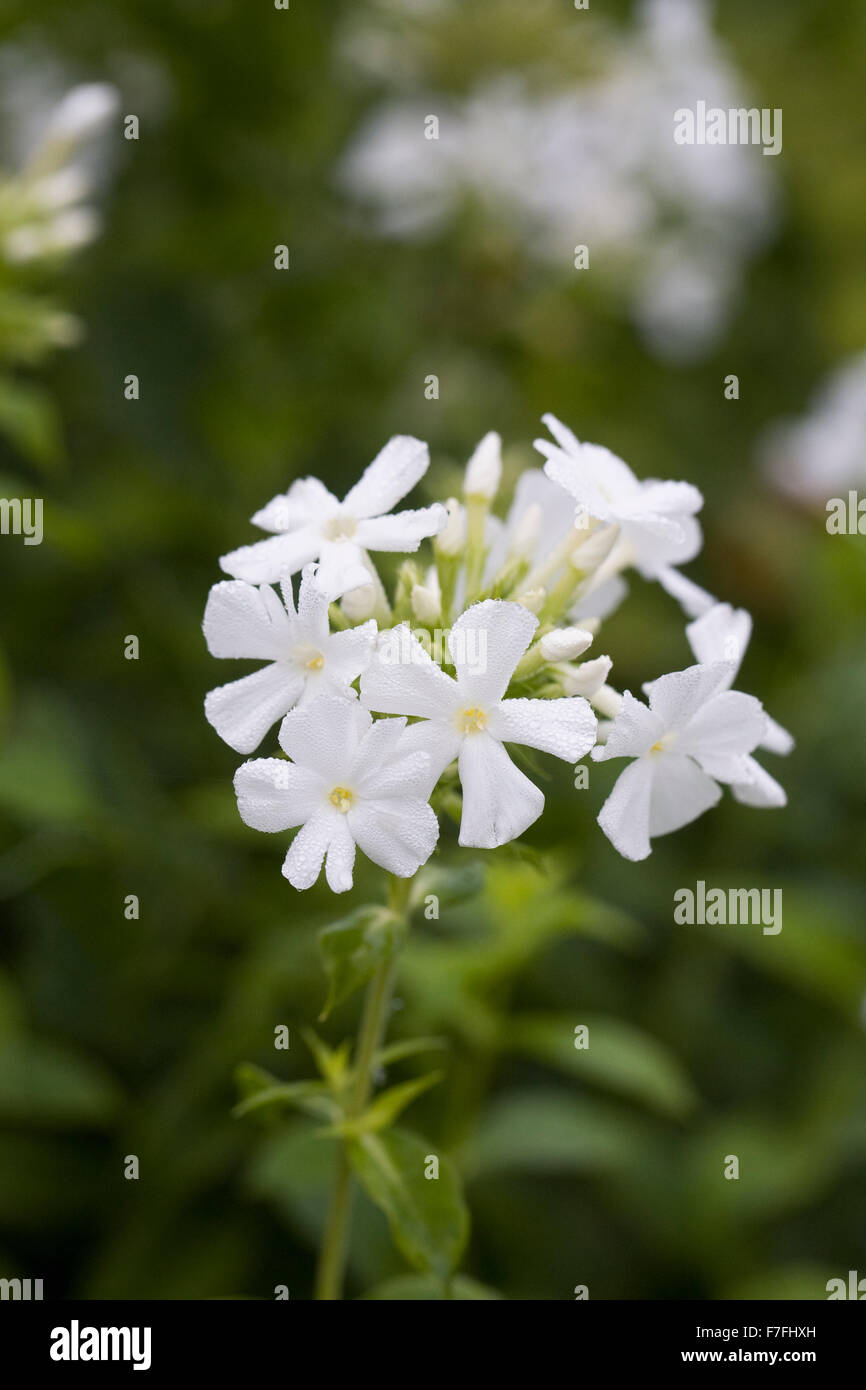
[318,906,404,1020]
[301,1028,351,1088]
[331,1071,443,1137]
[462,1090,646,1178]
[373,1036,448,1068]
[233,1080,336,1122]
[510,1012,697,1119]
[0,376,63,472]
[361,1273,503,1300]
[347,1126,469,1279]
[0,1039,119,1128]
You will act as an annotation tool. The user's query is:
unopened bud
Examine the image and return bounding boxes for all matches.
[435,497,465,557]
[515,587,546,614]
[411,583,441,625]
[340,583,377,622]
[464,431,502,500]
[540,627,594,662]
[509,502,543,560]
[571,522,620,572]
[556,654,612,698]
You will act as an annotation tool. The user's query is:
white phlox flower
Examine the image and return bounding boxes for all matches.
[592,661,769,861]
[204,565,376,753]
[361,599,597,848]
[536,413,704,589]
[234,696,439,892]
[686,602,793,807]
[220,435,446,591]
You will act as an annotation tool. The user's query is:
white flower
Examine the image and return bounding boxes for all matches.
[234,696,439,892]
[203,566,376,753]
[592,661,768,861]
[761,350,866,502]
[220,435,446,591]
[535,413,704,586]
[686,602,792,806]
[361,599,597,848]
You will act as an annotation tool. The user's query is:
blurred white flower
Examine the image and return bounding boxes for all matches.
[220,435,446,591]
[0,78,119,266]
[204,566,377,754]
[592,661,768,860]
[761,351,866,502]
[339,0,777,359]
[361,599,597,847]
[234,696,439,892]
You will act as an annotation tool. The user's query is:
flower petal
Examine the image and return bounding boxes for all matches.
[206,663,304,753]
[325,816,356,893]
[449,599,537,706]
[278,695,372,780]
[349,797,439,877]
[731,757,787,808]
[296,565,333,643]
[539,411,581,455]
[397,719,463,794]
[342,435,430,519]
[761,715,794,757]
[354,504,446,552]
[283,809,335,890]
[591,690,664,761]
[324,620,378,685]
[686,602,751,671]
[648,752,721,836]
[234,757,323,831]
[251,478,338,533]
[456,732,544,848]
[203,580,293,660]
[361,624,459,719]
[597,758,655,861]
[220,527,321,584]
[677,689,767,759]
[488,695,597,763]
[654,566,717,617]
[643,662,736,730]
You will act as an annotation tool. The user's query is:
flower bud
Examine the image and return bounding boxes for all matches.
[514,587,546,614]
[434,497,466,556]
[556,654,612,698]
[509,502,543,560]
[540,627,594,662]
[411,582,441,625]
[464,432,502,500]
[340,583,377,622]
[571,522,621,574]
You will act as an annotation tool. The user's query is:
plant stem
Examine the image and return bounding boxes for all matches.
[313,875,408,1300]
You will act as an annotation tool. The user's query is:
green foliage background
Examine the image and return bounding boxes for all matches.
[0,0,864,1299]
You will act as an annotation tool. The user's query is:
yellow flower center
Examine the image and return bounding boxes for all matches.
[649,733,674,755]
[458,706,487,734]
[329,786,354,813]
[306,653,325,670]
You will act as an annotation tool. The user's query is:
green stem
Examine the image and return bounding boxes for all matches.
[314,875,408,1300]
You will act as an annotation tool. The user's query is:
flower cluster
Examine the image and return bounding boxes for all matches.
[204,416,791,888]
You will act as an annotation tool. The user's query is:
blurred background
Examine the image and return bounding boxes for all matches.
[0,0,864,1300]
